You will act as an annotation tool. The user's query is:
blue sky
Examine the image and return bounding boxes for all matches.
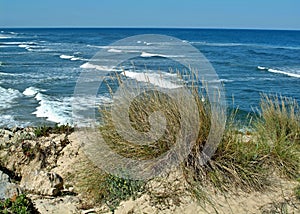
[1,0,299,29]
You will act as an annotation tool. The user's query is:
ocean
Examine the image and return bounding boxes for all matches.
[0,28,300,128]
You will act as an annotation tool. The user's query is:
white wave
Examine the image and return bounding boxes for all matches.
[108,48,123,53]
[17,43,48,52]
[70,57,81,61]
[257,66,267,70]
[0,115,30,128]
[0,32,15,39]
[121,70,181,89]
[18,44,28,48]
[140,52,183,58]
[32,92,112,126]
[0,72,19,76]
[32,93,73,125]
[23,86,45,97]
[0,86,22,109]
[60,54,86,61]
[257,66,300,78]
[140,52,166,58]
[2,42,24,45]
[268,68,300,78]
[0,36,12,39]
[80,62,121,71]
[60,54,74,59]
[3,41,36,45]
[209,79,234,83]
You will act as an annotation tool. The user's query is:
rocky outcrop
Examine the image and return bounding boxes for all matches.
[0,170,21,200]
[0,127,85,213]
[32,196,80,214]
[20,170,63,196]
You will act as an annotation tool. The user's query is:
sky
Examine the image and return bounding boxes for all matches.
[1,0,300,30]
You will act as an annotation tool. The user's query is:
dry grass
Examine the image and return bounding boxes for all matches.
[75,70,300,211]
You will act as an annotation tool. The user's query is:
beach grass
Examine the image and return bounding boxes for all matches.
[74,72,300,211]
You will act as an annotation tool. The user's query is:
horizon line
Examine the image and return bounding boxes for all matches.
[1,26,300,31]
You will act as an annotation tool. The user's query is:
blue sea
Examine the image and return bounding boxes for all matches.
[0,28,300,128]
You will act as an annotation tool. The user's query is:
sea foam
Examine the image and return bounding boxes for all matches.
[0,86,22,109]
[258,66,300,78]
[23,86,45,97]
[121,70,181,89]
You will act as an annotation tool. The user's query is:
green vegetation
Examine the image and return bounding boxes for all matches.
[101,173,145,212]
[73,160,145,212]
[71,72,300,211]
[0,195,38,214]
[34,123,74,137]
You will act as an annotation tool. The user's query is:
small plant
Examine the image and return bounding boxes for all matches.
[21,142,36,160]
[101,173,145,212]
[52,123,74,135]
[34,125,51,137]
[0,194,38,214]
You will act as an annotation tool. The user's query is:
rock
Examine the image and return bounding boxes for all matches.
[0,170,21,200]
[81,209,97,214]
[21,170,63,196]
[12,127,22,133]
[33,196,80,214]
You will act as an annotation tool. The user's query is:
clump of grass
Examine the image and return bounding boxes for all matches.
[185,94,300,199]
[34,125,51,137]
[185,109,270,195]
[0,194,38,214]
[80,69,300,211]
[255,94,300,179]
[256,94,300,143]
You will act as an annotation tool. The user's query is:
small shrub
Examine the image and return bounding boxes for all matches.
[0,194,38,214]
[101,173,145,212]
[34,125,51,137]
[52,123,74,135]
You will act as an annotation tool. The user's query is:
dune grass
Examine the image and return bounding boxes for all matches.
[75,71,300,211]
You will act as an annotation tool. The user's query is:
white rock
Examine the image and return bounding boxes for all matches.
[20,170,63,196]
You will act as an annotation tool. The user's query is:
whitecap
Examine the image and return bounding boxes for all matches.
[268,68,300,78]
[23,86,45,97]
[80,62,121,71]
[0,86,22,109]
[0,36,12,39]
[121,70,181,89]
[257,66,267,70]
[32,93,73,125]
[140,52,184,58]
[258,66,300,78]
[108,48,123,53]
[60,54,74,59]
